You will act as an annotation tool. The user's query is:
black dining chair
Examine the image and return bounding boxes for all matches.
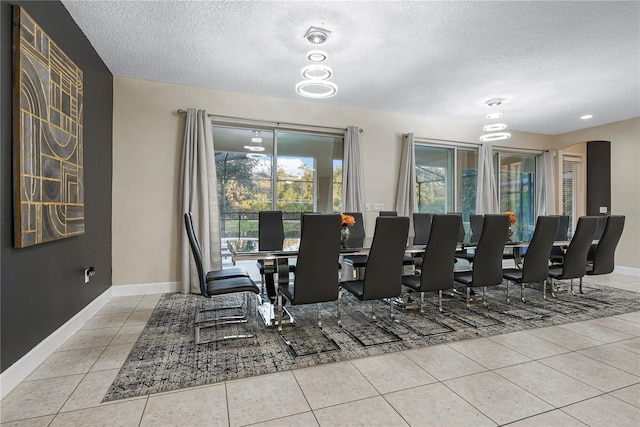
[586,215,625,277]
[547,216,599,298]
[276,214,342,356]
[184,212,260,344]
[549,215,570,264]
[257,211,295,301]
[502,215,559,303]
[342,212,367,278]
[469,214,484,244]
[338,216,410,330]
[453,214,510,308]
[586,215,608,262]
[402,214,460,313]
[411,213,433,270]
[379,210,398,216]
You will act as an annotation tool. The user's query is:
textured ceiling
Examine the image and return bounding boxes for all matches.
[61,0,640,135]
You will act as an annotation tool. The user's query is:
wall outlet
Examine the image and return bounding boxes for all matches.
[599,206,608,214]
[84,267,95,284]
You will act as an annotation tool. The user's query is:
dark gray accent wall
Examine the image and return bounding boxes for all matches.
[1,0,113,372]
[586,140,611,216]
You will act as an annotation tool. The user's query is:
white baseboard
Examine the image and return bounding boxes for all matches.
[0,288,113,400]
[111,281,181,296]
[614,265,640,277]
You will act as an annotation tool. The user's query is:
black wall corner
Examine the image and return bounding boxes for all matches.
[586,140,612,216]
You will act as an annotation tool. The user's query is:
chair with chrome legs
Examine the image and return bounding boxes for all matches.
[547,216,599,298]
[276,214,342,356]
[411,213,433,270]
[184,212,260,344]
[402,214,460,313]
[257,211,295,302]
[502,215,559,303]
[338,216,409,345]
[342,212,367,279]
[453,214,510,308]
[583,215,625,290]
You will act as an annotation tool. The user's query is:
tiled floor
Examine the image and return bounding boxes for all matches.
[1,274,639,426]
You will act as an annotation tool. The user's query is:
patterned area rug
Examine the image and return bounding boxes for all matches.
[104,281,640,401]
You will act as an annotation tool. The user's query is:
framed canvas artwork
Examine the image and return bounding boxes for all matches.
[13,6,84,247]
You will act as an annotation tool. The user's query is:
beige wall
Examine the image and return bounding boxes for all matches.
[113,77,636,287]
[554,118,640,270]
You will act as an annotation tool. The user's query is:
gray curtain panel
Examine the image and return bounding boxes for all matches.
[342,126,365,213]
[180,108,222,294]
[476,141,499,214]
[395,133,418,218]
[536,149,556,216]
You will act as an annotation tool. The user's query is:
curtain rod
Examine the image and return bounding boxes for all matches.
[406,134,542,154]
[176,109,363,133]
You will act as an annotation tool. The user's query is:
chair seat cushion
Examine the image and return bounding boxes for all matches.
[340,280,365,299]
[278,282,295,302]
[401,274,421,291]
[502,268,523,282]
[453,271,473,285]
[343,255,367,268]
[585,263,594,275]
[548,266,564,279]
[206,267,249,282]
[205,276,259,296]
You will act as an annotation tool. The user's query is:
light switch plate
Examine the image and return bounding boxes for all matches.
[599,206,608,213]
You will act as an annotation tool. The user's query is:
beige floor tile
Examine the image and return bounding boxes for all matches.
[313,396,408,427]
[402,343,487,381]
[506,409,587,426]
[0,415,55,427]
[578,343,640,376]
[226,371,310,426]
[444,371,553,425]
[96,300,140,316]
[293,361,378,410]
[610,384,640,408]
[539,352,639,392]
[559,321,635,343]
[583,274,639,286]
[60,369,120,412]
[488,330,569,359]
[57,327,119,351]
[385,382,496,427]
[80,312,130,330]
[446,337,532,370]
[110,324,145,345]
[0,375,83,423]
[90,343,135,372]
[25,347,104,381]
[49,398,146,427]
[124,310,154,326]
[248,412,319,427]
[134,295,162,311]
[140,384,228,426]
[562,393,640,427]
[585,316,640,336]
[525,325,606,350]
[495,361,601,407]
[351,352,437,394]
[610,282,640,292]
[615,312,640,324]
[614,337,640,354]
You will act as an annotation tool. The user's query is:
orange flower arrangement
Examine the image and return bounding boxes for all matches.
[504,211,517,226]
[341,213,356,227]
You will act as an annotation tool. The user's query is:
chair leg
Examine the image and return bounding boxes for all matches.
[438,290,443,313]
[277,291,284,332]
[466,286,471,309]
[371,301,377,321]
[317,303,323,328]
[521,283,525,303]
[420,291,425,314]
[506,280,511,303]
[579,277,584,294]
[482,286,487,307]
[543,279,548,300]
[337,287,343,327]
[550,278,557,298]
[570,278,575,295]
[389,297,394,320]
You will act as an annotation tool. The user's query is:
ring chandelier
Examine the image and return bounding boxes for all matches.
[479,98,511,142]
[296,27,338,99]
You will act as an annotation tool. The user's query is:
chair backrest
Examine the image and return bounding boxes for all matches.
[521,216,560,283]
[448,212,465,243]
[184,212,207,296]
[419,214,460,291]
[560,216,599,279]
[587,215,608,261]
[258,211,284,251]
[344,211,365,247]
[379,210,397,216]
[554,215,570,240]
[471,214,510,286]
[362,216,410,300]
[469,214,484,243]
[590,215,625,274]
[292,214,342,304]
[412,213,433,245]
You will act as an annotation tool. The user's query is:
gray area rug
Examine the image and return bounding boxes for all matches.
[104,281,640,401]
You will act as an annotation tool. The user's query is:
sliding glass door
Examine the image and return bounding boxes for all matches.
[497,153,536,240]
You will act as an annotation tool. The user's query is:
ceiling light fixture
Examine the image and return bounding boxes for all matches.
[244,131,265,152]
[479,98,511,142]
[296,27,338,99]
[580,114,593,120]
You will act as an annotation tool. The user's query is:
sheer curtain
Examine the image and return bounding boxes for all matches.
[342,126,365,213]
[180,108,222,294]
[476,141,499,214]
[536,149,556,216]
[395,133,418,217]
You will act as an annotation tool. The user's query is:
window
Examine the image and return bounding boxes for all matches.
[561,155,583,235]
[414,143,478,233]
[213,125,343,241]
[496,153,536,240]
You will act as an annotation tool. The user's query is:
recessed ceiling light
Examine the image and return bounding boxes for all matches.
[580,114,593,120]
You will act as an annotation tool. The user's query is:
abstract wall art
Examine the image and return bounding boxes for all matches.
[13,6,84,247]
